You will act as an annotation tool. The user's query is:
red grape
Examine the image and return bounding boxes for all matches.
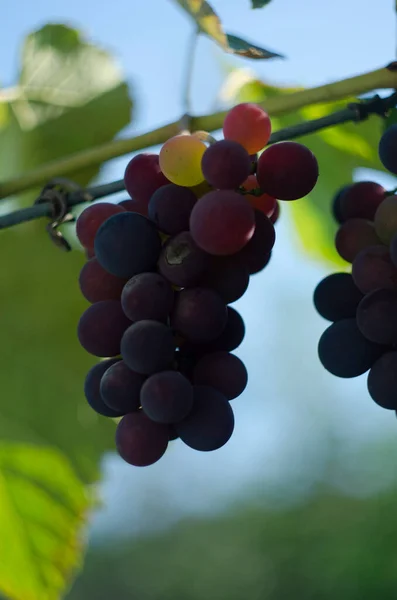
[158,231,210,288]
[124,153,169,204]
[193,352,248,400]
[119,198,148,216]
[190,190,255,256]
[76,202,125,250]
[242,174,276,217]
[171,288,227,344]
[257,141,318,200]
[356,288,397,345]
[335,219,381,263]
[338,181,385,221]
[223,103,271,154]
[79,258,127,303]
[121,320,175,375]
[352,245,397,293]
[77,301,131,357]
[235,209,275,274]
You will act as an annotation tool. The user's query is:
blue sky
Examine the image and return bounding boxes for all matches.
[2,1,397,538]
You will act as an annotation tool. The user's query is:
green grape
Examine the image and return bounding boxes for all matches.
[159,134,206,187]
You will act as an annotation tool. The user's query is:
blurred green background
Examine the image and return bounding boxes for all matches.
[1,1,397,599]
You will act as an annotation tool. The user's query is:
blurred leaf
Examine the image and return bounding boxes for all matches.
[226,34,283,59]
[4,23,132,191]
[251,0,272,7]
[0,443,88,600]
[0,23,133,482]
[174,0,227,48]
[221,71,387,266]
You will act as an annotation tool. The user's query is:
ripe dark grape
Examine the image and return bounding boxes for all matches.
[199,256,249,304]
[121,320,175,375]
[176,385,235,451]
[313,272,363,321]
[374,195,397,244]
[158,232,210,287]
[249,154,258,174]
[77,301,131,357]
[121,272,174,322]
[85,247,95,259]
[356,288,397,345]
[116,412,169,466]
[79,258,127,303]
[94,212,162,279]
[100,360,145,414]
[269,201,280,225]
[168,425,179,441]
[338,181,385,221]
[182,306,246,356]
[84,358,123,417]
[174,350,198,380]
[332,185,352,224]
[318,318,385,378]
[193,352,248,400]
[171,288,227,344]
[201,139,251,189]
[140,371,194,424]
[190,190,255,256]
[335,218,380,263]
[352,245,397,293]
[242,174,276,217]
[367,351,397,410]
[235,209,275,274]
[119,198,148,216]
[257,141,319,200]
[148,184,197,235]
[223,103,271,154]
[76,202,125,250]
[378,124,397,175]
[124,153,169,204]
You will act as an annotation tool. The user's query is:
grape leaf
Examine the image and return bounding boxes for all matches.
[174,0,227,48]
[0,443,88,600]
[0,23,133,483]
[226,34,283,59]
[220,71,386,266]
[251,0,272,7]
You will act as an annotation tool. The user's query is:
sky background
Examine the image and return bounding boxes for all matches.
[1,0,397,540]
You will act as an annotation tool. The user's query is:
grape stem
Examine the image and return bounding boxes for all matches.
[0,64,397,202]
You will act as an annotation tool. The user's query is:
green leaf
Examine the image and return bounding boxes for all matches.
[0,443,88,600]
[221,72,386,266]
[226,34,283,59]
[251,0,272,7]
[5,23,132,189]
[174,0,227,48]
[0,23,132,483]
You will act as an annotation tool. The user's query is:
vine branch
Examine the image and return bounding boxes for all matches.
[1,91,396,233]
[0,64,397,202]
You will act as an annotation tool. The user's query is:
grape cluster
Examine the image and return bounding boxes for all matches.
[315,124,397,413]
[76,102,319,467]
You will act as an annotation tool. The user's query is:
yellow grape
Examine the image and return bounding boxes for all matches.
[159,135,206,186]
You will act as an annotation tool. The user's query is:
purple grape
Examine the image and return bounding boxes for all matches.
[176,385,234,451]
[201,140,251,189]
[193,352,248,400]
[171,288,227,344]
[313,272,363,321]
[140,371,194,423]
[199,256,249,304]
[339,181,386,221]
[116,412,169,466]
[121,273,174,322]
[367,351,397,410]
[84,358,123,417]
[356,288,397,345]
[235,210,275,274]
[124,153,169,204]
[335,219,381,263]
[332,185,352,224]
[79,258,127,303]
[100,360,145,414]
[379,125,397,175]
[77,301,131,357]
[158,232,210,288]
[121,320,175,375]
[318,318,385,378]
[352,245,397,294]
[94,212,162,278]
[148,184,197,234]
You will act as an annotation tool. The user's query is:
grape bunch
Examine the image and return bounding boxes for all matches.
[76,102,319,467]
[315,123,397,413]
